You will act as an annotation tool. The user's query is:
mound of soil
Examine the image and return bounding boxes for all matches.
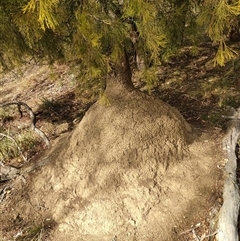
[0,81,223,241]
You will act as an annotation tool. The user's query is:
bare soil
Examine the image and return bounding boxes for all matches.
[0,45,237,241]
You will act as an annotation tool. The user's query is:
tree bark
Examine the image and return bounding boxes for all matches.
[112,48,134,90]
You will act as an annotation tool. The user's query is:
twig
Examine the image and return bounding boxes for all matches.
[0,132,27,162]
[222,115,240,120]
[200,230,218,241]
[0,101,49,146]
[87,13,111,25]
[180,223,218,241]
[193,229,201,241]
[179,223,201,235]
[0,185,11,203]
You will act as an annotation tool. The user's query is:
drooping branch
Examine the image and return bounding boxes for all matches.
[0,101,50,146]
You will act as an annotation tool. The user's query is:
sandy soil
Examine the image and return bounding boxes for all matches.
[0,65,225,241]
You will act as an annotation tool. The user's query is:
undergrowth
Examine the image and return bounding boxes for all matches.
[13,218,56,241]
[0,127,40,164]
[0,107,41,164]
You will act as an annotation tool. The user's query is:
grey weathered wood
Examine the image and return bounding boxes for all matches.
[217,111,240,241]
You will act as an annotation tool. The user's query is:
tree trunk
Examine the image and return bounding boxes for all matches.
[112,48,134,90]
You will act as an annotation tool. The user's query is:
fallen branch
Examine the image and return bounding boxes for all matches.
[0,101,49,146]
[218,110,240,241]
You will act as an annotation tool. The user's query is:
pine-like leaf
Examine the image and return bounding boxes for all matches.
[22,0,59,30]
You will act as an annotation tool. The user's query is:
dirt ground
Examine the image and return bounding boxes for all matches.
[0,125,224,241]
[0,46,236,240]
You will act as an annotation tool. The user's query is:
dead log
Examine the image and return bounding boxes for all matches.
[217,109,240,241]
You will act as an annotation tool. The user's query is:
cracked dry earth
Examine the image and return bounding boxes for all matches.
[0,63,224,241]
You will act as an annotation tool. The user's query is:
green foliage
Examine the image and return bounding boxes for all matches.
[18,131,38,150]
[22,0,59,30]
[75,75,103,103]
[15,224,43,241]
[205,111,224,127]
[0,132,19,162]
[39,97,61,113]
[137,66,159,91]
[215,41,238,66]
[1,0,240,85]
[11,218,56,240]
[197,0,240,66]
[123,0,166,65]
[0,2,29,69]
[99,91,111,105]
[0,108,11,119]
